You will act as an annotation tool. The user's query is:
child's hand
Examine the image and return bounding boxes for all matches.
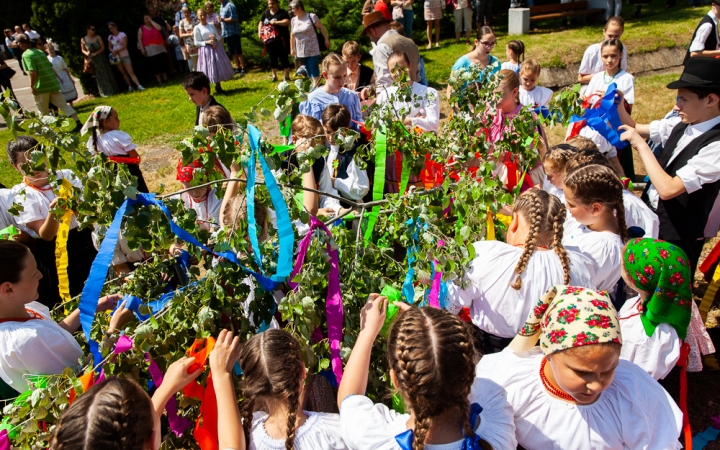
[108,299,135,333]
[163,356,203,393]
[96,293,122,312]
[210,329,242,376]
[614,89,625,106]
[360,294,388,337]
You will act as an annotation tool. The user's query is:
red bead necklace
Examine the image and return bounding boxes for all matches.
[540,357,575,402]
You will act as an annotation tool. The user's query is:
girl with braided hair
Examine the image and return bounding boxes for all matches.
[49,356,203,450]
[444,189,594,352]
[237,328,347,450]
[540,142,578,202]
[562,164,629,297]
[477,285,683,449]
[338,295,516,450]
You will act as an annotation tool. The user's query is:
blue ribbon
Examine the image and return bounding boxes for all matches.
[81,194,279,368]
[244,124,295,283]
[570,82,627,149]
[402,219,425,303]
[394,403,484,450]
[115,280,199,322]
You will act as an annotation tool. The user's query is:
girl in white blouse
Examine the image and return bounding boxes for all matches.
[563,164,627,296]
[0,241,121,393]
[477,285,683,450]
[445,189,595,348]
[338,296,517,450]
[81,105,149,193]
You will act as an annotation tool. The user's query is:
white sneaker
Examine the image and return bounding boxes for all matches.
[137,85,146,91]
[128,86,135,92]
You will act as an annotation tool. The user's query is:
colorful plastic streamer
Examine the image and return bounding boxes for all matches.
[244,124,295,282]
[569,82,627,149]
[0,225,18,239]
[55,179,74,306]
[364,128,387,245]
[287,216,344,384]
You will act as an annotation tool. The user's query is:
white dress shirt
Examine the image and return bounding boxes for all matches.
[647,114,720,237]
[689,11,720,52]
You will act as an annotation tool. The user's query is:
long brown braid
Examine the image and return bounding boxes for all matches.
[49,378,154,450]
[510,189,570,289]
[238,329,304,450]
[388,307,485,450]
[564,164,628,242]
[563,147,609,176]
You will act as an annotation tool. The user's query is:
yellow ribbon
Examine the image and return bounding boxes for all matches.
[497,213,512,229]
[486,207,495,241]
[699,263,720,323]
[55,179,74,307]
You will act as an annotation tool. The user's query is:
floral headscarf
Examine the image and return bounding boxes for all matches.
[80,105,113,136]
[537,285,622,355]
[623,238,692,340]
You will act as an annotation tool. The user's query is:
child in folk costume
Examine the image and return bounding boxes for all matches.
[321,104,370,206]
[477,285,683,450]
[445,189,595,353]
[518,59,553,109]
[562,164,626,296]
[568,39,633,177]
[82,106,149,193]
[578,16,628,91]
[540,143,577,202]
[501,39,524,73]
[339,296,517,450]
[563,148,660,239]
[300,53,363,128]
[8,137,98,307]
[619,238,715,379]
[174,159,223,229]
[0,241,123,393]
[233,328,347,450]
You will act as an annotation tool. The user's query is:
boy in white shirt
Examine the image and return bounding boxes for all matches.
[685,0,720,63]
[518,59,553,109]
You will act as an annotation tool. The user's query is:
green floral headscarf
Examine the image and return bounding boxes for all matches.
[622,238,692,339]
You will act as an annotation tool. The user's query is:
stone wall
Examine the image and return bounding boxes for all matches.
[538,46,686,88]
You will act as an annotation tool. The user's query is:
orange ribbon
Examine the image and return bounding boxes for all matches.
[183,337,219,450]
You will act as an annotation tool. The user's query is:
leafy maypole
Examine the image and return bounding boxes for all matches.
[0,68,581,448]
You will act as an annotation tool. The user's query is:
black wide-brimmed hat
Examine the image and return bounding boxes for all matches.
[668,57,720,90]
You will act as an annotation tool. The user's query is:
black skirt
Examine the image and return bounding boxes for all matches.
[31,237,62,309]
[126,162,149,193]
[66,227,98,298]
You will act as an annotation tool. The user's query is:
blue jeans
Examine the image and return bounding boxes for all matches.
[299,55,320,78]
[398,9,414,38]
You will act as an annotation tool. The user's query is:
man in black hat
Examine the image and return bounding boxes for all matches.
[618,57,720,272]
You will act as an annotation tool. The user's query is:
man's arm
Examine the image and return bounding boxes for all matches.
[690,49,720,57]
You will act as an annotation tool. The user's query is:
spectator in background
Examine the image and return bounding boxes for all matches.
[361,11,420,89]
[475,0,492,27]
[206,1,220,26]
[451,0,472,44]
[362,0,377,16]
[395,0,414,38]
[22,24,40,46]
[138,15,169,85]
[290,0,329,86]
[17,34,83,131]
[258,0,291,82]
[81,25,118,97]
[46,43,77,104]
[107,22,145,92]
[0,56,18,100]
[424,0,444,49]
[4,29,25,75]
[148,4,175,76]
[175,2,196,27]
[195,8,235,95]
[342,41,375,92]
[375,0,393,21]
[219,0,246,75]
[179,6,200,71]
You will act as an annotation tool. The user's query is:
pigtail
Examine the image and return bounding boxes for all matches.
[239,396,255,449]
[285,389,300,450]
[92,127,99,154]
[510,191,541,290]
[615,199,628,242]
[551,203,572,285]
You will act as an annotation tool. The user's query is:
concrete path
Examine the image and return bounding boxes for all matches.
[0,56,86,128]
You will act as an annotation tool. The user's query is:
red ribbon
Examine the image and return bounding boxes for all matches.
[677,342,692,450]
[183,337,219,450]
[109,155,141,165]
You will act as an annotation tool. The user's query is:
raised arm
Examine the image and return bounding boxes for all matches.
[210,330,245,450]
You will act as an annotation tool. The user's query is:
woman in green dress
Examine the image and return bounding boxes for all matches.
[80,24,118,97]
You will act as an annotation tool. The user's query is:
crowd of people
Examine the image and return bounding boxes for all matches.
[2,2,720,449]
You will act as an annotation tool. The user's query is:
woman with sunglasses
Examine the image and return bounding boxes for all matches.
[446,25,501,101]
[107,22,145,92]
[80,24,118,97]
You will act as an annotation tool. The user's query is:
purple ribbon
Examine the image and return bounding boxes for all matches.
[288,216,344,384]
[0,429,9,450]
[111,336,191,436]
[428,262,442,308]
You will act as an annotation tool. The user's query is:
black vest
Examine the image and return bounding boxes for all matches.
[641,121,720,241]
[684,15,719,65]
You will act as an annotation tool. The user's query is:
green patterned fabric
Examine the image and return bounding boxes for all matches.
[623,238,692,339]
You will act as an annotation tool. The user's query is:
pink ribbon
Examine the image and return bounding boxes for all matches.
[111,336,191,436]
[427,241,444,308]
[0,429,9,450]
[288,216,344,384]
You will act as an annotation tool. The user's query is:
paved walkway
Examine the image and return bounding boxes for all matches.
[0,55,86,129]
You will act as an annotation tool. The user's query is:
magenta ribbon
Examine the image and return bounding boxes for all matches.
[428,241,445,308]
[111,336,191,436]
[288,216,344,384]
[0,429,9,450]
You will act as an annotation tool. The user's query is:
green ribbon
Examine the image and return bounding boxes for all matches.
[380,285,402,338]
[363,128,387,245]
[279,115,292,139]
[0,226,18,239]
[399,154,411,197]
[271,144,295,155]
